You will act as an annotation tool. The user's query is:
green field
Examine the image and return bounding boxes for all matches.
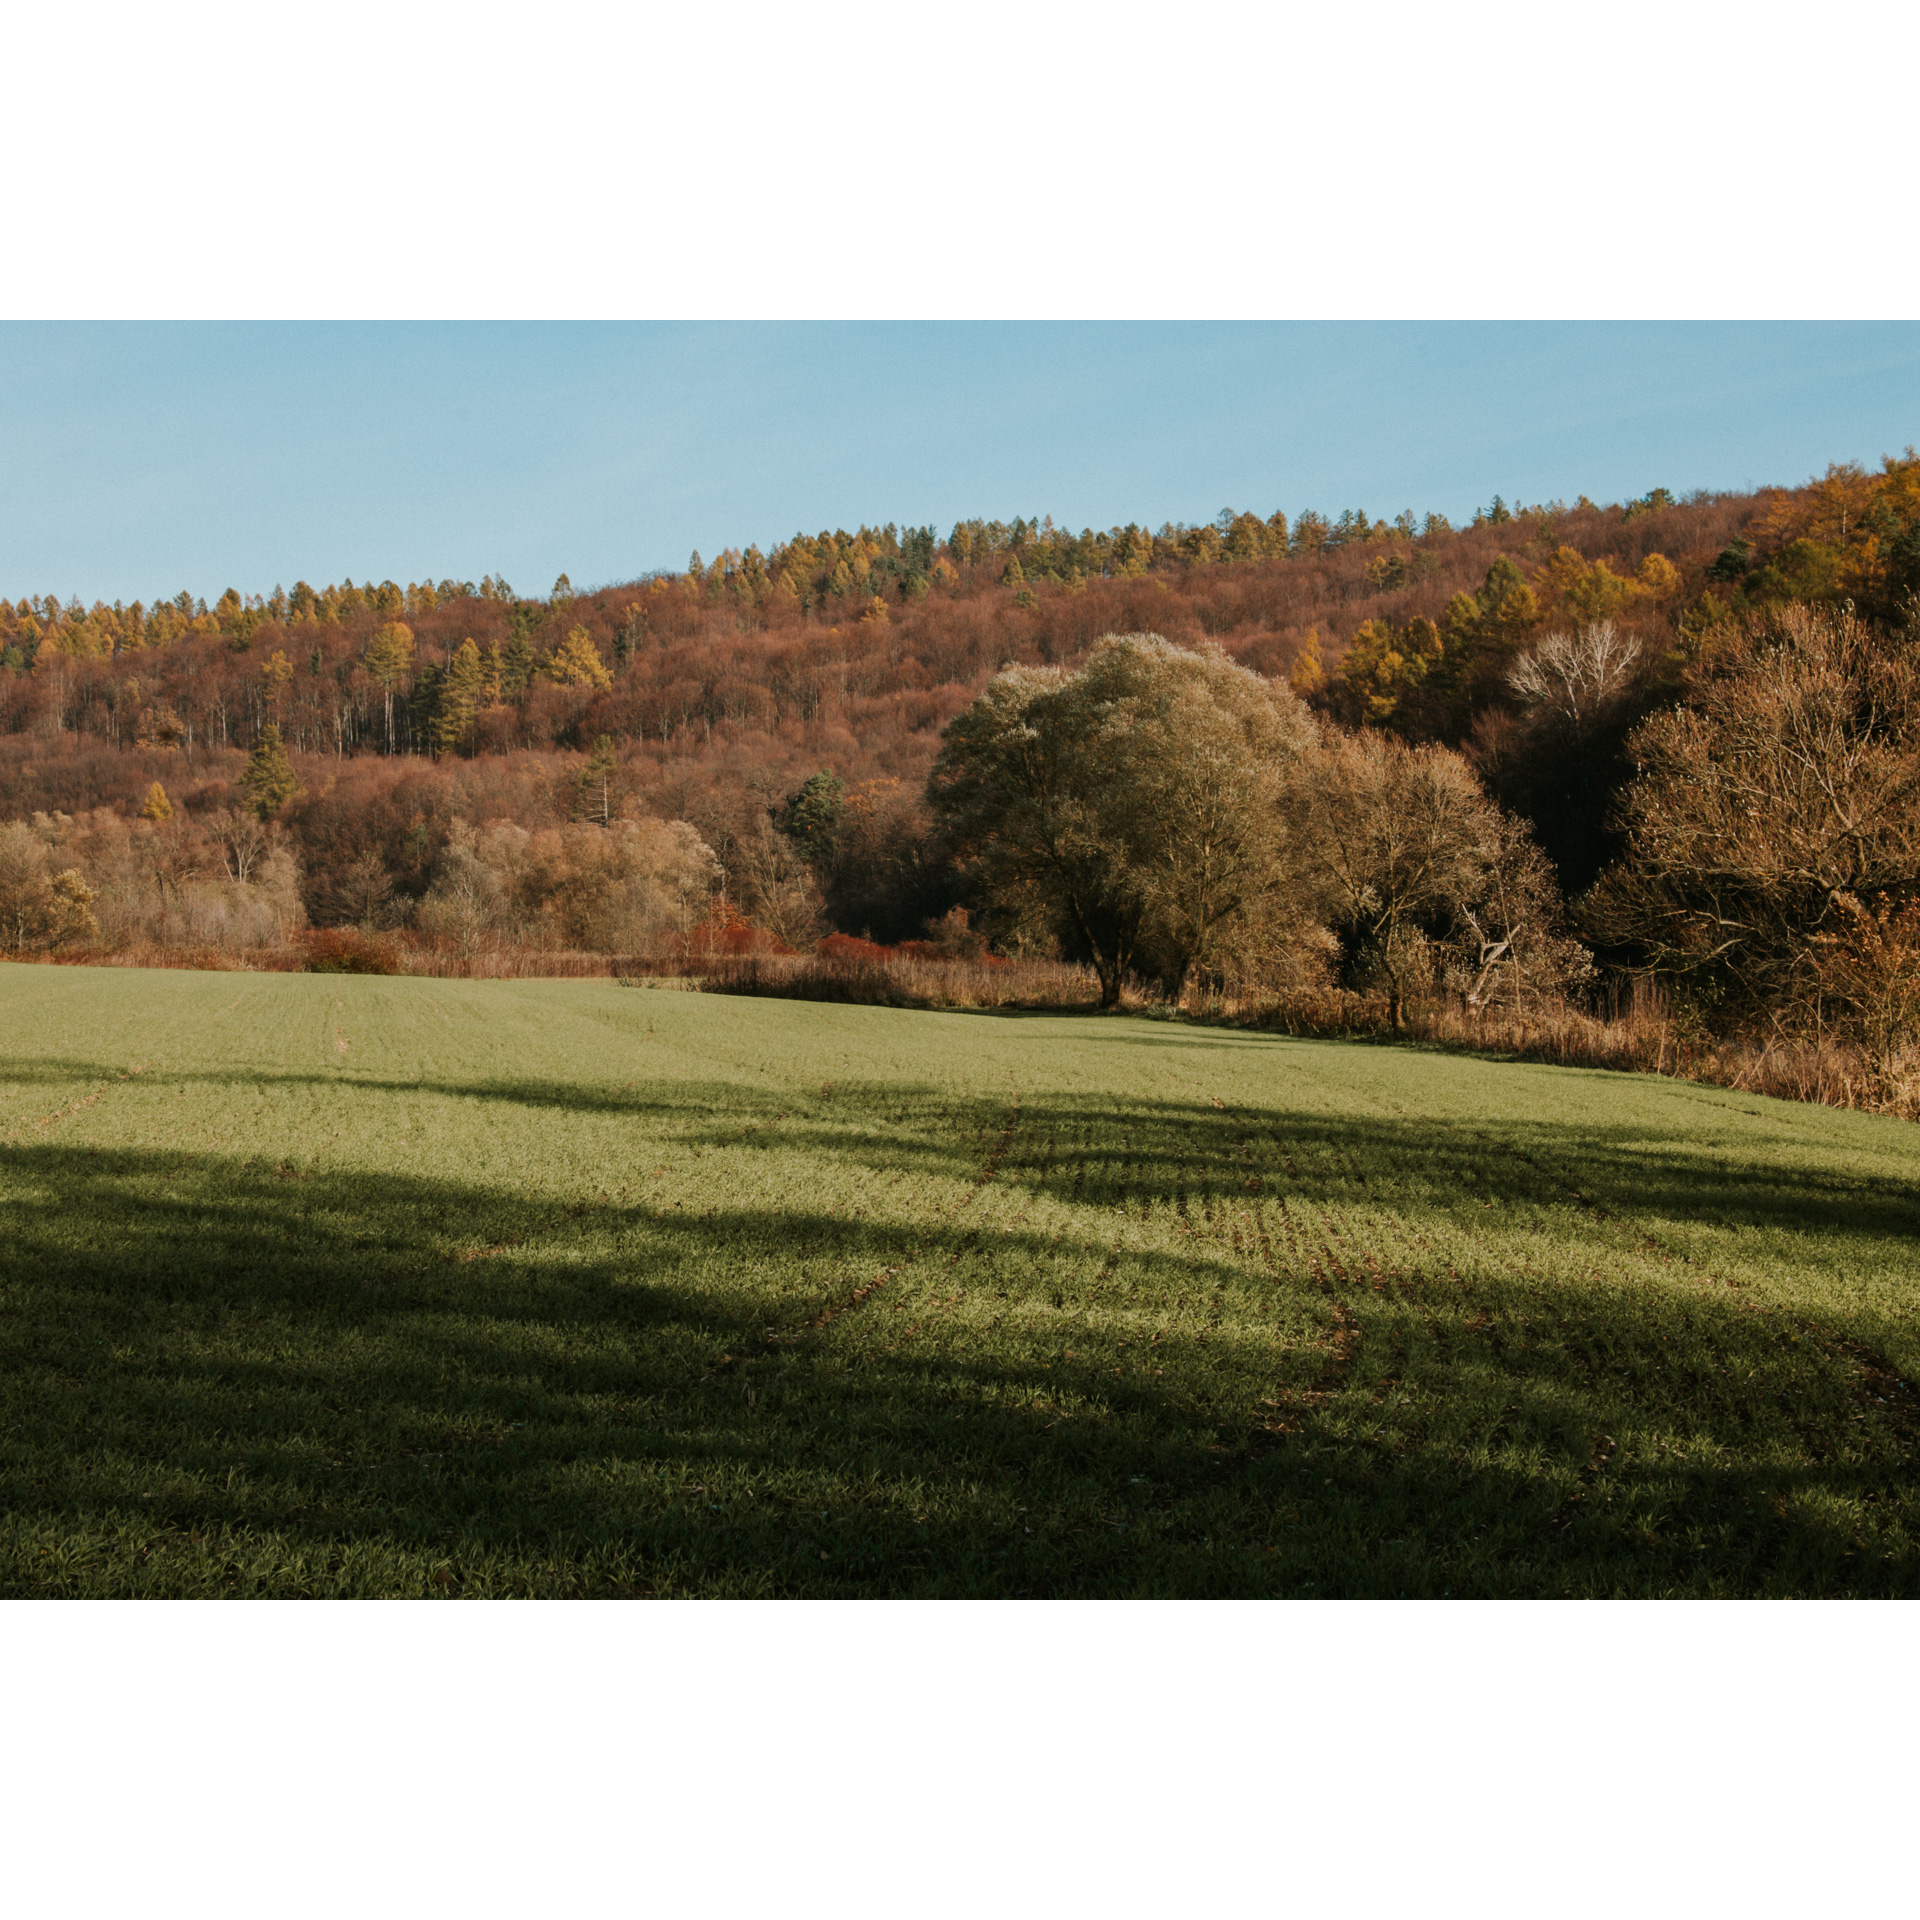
[3,963,1917,1597]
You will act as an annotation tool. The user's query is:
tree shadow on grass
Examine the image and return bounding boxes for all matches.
[12,1045,1920,1244]
[4,1085,1918,1596]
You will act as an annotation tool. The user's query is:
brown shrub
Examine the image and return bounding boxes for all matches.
[303,927,401,975]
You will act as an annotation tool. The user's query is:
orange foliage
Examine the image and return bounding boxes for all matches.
[685,905,796,958]
[0,470,1885,944]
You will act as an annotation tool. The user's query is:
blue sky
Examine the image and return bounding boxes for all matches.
[5,322,1918,605]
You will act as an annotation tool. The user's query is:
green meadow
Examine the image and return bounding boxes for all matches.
[2,963,1916,1597]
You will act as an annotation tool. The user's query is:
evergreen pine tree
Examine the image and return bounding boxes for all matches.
[433,639,491,757]
[241,724,297,821]
[780,770,846,866]
[500,629,536,699]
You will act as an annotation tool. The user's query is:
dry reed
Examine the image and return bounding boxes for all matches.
[1219,983,1915,1119]
[674,951,1104,1010]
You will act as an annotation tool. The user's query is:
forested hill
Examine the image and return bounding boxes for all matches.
[3,457,1917,934]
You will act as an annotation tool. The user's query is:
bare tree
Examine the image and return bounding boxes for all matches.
[733,817,826,949]
[1808,891,1920,1088]
[340,848,398,930]
[1507,620,1642,730]
[1302,731,1584,1027]
[415,831,504,959]
[418,815,722,956]
[211,808,270,885]
[0,823,98,952]
[1586,604,1920,1012]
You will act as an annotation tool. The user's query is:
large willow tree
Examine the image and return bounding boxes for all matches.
[928,634,1318,1004]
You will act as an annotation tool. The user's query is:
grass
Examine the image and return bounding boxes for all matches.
[2,961,1917,1598]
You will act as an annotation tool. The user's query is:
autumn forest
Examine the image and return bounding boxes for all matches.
[6,454,1920,1109]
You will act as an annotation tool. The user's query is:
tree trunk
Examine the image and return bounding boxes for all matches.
[1164,952,1195,1008]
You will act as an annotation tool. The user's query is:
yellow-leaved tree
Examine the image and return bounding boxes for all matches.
[363,621,415,753]
[433,639,496,756]
[540,627,613,690]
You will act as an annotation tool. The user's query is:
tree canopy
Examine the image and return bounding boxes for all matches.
[931,635,1319,1003]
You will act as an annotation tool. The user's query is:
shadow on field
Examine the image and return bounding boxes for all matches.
[3,1081,1918,1597]
[9,1043,1919,1244]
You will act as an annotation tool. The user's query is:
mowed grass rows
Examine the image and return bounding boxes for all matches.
[3,963,1917,1597]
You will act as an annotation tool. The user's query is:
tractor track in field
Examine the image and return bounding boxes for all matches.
[1249,1192,1361,1440]
[1783,1324,1920,1461]
[743,1264,905,1363]
[1236,1095,1740,1455]
[1450,1119,1920,1447]
[1244,1085,1920,1470]
[1182,1093,1369,1443]
[0,1060,154,1144]
[712,1091,1025,1376]
[941,1091,1024,1264]
[713,1072,1915,1473]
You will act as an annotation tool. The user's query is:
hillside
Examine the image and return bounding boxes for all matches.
[5,455,1919,1095]
[0,469,1879,929]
